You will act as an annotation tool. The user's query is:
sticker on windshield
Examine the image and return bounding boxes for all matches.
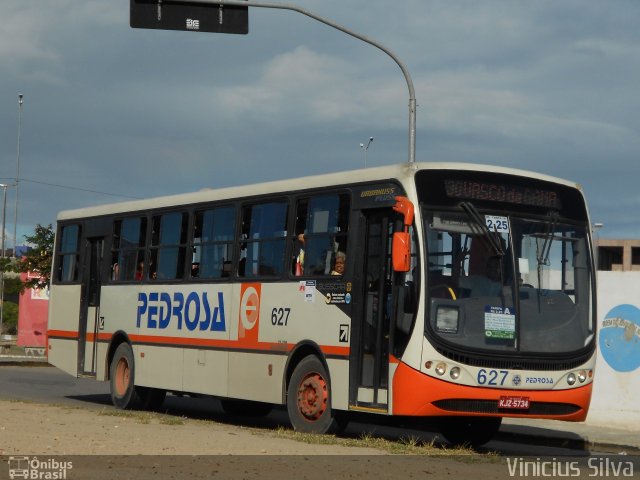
[485,215,509,233]
[484,305,515,339]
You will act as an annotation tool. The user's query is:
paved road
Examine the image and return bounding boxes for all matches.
[0,364,622,458]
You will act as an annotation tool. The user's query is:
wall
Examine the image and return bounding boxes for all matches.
[587,271,640,428]
[16,272,49,348]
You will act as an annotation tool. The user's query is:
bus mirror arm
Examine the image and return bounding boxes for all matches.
[392,196,414,272]
[393,196,414,226]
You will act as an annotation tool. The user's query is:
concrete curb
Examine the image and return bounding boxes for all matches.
[497,426,640,455]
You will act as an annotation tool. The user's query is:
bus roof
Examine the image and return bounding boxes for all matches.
[57,162,582,221]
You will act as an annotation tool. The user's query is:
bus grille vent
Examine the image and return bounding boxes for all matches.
[433,399,580,416]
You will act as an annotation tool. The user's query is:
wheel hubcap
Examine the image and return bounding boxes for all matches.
[115,358,130,396]
[297,372,328,421]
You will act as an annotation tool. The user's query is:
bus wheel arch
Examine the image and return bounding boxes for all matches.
[107,333,166,411]
[106,331,131,381]
[109,341,140,409]
[284,344,340,434]
[283,342,329,403]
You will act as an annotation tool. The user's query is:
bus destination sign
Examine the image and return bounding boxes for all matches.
[444,179,562,209]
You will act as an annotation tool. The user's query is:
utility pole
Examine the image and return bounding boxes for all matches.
[14,93,24,257]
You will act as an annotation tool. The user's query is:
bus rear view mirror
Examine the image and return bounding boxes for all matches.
[392,231,411,272]
[392,195,414,272]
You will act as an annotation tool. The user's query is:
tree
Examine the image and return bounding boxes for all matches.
[14,224,55,292]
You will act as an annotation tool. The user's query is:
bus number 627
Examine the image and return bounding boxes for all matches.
[477,369,508,386]
[271,307,291,326]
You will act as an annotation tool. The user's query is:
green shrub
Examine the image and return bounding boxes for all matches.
[1,301,18,335]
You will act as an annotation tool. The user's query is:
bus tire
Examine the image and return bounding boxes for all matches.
[220,399,273,417]
[438,416,502,447]
[109,342,144,410]
[287,355,338,434]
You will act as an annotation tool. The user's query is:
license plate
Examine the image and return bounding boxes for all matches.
[498,396,530,410]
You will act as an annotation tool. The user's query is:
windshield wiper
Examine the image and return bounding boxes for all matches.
[459,202,504,257]
[536,210,559,266]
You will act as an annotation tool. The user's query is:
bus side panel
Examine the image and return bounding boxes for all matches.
[181,284,234,396]
[227,352,287,403]
[182,349,229,397]
[96,342,109,381]
[47,285,82,376]
[134,344,184,392]
[226,283,352,406]
[47,338,78,377]
[326,358,349,410]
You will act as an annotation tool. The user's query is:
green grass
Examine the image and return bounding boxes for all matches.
[270,426,489,457]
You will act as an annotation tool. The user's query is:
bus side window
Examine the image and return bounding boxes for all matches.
[149,212,188,281]
[192,206,236,279]
[56,224,81,283]
[292,193,350,277]
[111,217,146,282]
[239,201,288,278]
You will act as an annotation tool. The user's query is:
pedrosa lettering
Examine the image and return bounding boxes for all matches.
[525,376,554,384]
[136,291,226,332]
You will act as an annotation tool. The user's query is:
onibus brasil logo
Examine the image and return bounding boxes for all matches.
[8,457,73,479]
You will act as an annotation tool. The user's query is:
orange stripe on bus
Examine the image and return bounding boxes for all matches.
[85,332,113,342]
[46,329,349,357]
[392,361,592,421]
[47,329,78,339]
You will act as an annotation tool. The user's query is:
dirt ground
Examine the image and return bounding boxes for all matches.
[0,400,383,456]
[0,400,524,480]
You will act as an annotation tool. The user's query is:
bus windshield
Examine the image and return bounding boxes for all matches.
[425,208,594,355]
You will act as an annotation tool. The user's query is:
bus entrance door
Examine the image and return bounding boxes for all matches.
[350,210,395,411]
[78,237,104,377]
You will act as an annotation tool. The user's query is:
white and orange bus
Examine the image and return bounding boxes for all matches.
[47,162,596,445]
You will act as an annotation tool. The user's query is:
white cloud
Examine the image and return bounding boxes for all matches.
[212,45,407,127]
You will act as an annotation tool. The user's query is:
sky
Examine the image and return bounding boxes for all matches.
[1,0,639,246]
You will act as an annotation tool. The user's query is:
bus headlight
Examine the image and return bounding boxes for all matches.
[450,367,461,380]
[577,370,587,383]
[567,373,577,386]
[435,362,447,376]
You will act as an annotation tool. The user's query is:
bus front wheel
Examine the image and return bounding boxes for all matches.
[287,356,338,434]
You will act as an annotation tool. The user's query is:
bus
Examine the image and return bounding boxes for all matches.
[47,162,596,445]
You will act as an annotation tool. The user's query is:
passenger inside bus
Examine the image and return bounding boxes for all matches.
[459,255,502,297]
[135,261,144,281]
[293,233,305,276]
[331,251,346,276]
[459,239,504,297]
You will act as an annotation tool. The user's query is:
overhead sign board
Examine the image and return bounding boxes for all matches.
[130,0,248,35]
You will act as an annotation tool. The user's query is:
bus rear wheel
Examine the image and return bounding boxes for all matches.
[110,342,166,410]
[438,416,502,447]
[287,356,338,434]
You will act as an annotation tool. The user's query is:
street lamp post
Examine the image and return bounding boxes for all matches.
[359,137,374,168]
[0,183,9,334]
[14,93,23,258]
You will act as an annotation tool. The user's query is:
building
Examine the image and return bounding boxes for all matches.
[588,239,640,428]
[597,239,640,271]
